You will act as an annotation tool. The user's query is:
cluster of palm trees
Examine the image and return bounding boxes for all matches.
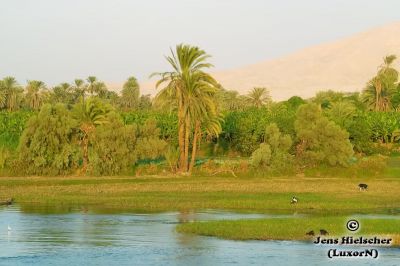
[152,44,223,173]
[362,55,400,111]
[0,76,138,112]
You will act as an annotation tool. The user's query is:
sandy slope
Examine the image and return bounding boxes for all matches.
[134,21,400,100]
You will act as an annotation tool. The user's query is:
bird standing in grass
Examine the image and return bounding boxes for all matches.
[306,230,315,236]
[291,196,298,204]
[320,229,329,235]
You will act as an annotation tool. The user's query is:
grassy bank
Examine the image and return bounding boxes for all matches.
[176,216,400,245]
[1,174,400,213]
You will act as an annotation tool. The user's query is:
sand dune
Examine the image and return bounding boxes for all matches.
[135,21,400,100]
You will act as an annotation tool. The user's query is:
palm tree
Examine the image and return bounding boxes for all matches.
[362,55,398,111]
[0,80,6,109]
[246,87,271,108]
[86,76,98,95]
[120,76,140,110]
[152,44,218,172]
[1,77,22,111]
[183,72,221,173]
[73,79,86,102]
[73,98,110,172]
[25,80,47,110]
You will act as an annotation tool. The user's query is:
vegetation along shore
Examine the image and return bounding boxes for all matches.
[1,44,400,244]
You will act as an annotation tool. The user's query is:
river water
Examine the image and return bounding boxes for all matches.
[0,206,399,265]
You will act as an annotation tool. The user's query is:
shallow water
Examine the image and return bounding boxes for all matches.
[0,206,399,266]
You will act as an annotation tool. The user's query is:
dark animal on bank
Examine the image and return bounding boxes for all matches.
[291,196,298,204]
[358,183,368,191]
[0,198,13,206]
[320,229,329,236]
[306,230,315,236]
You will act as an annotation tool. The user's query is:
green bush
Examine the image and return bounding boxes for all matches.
[16,104,79,175]
[89,113,137,175]
[295,103,354,167]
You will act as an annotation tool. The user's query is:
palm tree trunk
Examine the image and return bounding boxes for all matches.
[82,135,89,173]
[183,115,190,172]
[178,99,186,172]
[189,121,200,174]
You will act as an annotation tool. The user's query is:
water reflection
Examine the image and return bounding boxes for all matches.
[1,205,399,265]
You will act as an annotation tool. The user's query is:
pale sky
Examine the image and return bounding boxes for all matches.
[1,0,400,86]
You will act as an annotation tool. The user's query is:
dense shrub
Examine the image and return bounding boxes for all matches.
[222,104,296,155]
[295,103,354,167]
[250,123,294,174]
[89,113,138,175]
[17,104,79,175]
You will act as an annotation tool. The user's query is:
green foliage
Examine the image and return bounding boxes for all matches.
[223,105,296,155]
[122,111,178,143]
[0,147,11,169]
[135,119,167,160]
[251,123,294,174]
[362,55,398,111]
[89,113,137,175]
[164,145,180,172]
[17,104,79,175]
[250,143,271,168]
[295,103,354,167]
[0,111,33,150]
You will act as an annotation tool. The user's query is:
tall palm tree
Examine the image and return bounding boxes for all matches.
[246,87,271,108]
[362,55,398,111]
[1,77,22,111]
[152,44,218,172]
[25,80,47,110]
[120,76,140,110]
[73,98,110,172]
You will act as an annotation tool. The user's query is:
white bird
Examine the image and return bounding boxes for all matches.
[7,225,11,231]
[291,196,298,204]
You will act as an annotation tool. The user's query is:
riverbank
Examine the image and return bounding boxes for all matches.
[176,216,400,245]
[1,174,400,213]
[1,174,400,243]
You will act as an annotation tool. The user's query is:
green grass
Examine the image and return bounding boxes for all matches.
[1,174,400,213]
[177,216,400,245]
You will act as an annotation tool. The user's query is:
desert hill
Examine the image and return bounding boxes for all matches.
[136,21,400,100]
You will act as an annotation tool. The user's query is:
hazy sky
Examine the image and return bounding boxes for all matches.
[1,0,400,86]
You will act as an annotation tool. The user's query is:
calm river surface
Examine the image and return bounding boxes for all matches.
[0,205,399,266]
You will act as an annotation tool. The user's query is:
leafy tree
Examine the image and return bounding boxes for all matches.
[295,103,354,166]
[120,76,140,110]
[250,143,271,168]
[284,96,306,110]
[251,123,293,174]
[89,112,137,175]
[135,119,167,160]
[17,104,79,175]
[246,87,271,108]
